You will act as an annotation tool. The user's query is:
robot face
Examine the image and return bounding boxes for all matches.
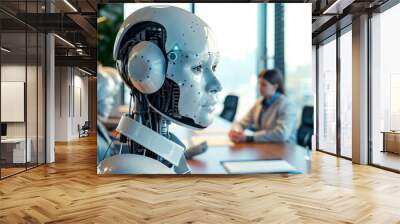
[166,49,221,128]
[158,8,222,128]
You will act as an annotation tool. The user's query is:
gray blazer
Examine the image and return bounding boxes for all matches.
[232,94,297,143]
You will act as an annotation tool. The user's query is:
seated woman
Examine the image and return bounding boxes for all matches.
[228,69,297,144]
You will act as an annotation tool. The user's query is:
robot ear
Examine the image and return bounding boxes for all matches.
[127,41,166,94]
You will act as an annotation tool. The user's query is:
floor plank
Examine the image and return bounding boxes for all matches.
[1,135,400,223]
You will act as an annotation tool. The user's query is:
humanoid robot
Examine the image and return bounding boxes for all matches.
[97,6,222,174]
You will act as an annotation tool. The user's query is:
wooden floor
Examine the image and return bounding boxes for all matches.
[1,135,400,223]
[1,163,43,178]
[1,167,26,178]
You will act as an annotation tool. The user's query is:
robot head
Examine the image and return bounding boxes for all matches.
[113,6,222,129]
[97,65,122,118]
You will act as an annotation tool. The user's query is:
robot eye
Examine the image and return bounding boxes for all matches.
[192,65,203,73]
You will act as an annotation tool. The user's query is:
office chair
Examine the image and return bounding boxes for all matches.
[297,106,314,149]
[79,121,90,138]
[219,95,239,122]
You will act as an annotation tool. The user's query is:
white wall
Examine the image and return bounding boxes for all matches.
[55,66,69,141]
[71,72,89,138]
[1,64,46,164]
[1,65,29,138]
[54,67,89,141]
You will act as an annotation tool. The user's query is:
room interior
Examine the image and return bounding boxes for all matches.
[0,0,400,222]
[0,0,97,179]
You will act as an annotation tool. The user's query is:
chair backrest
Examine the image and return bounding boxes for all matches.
[301,106,313,127]
[297,106,314,148]
[82,121,90,129]
[220,95,239,122]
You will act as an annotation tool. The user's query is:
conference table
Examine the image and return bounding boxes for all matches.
[171,117,311,174]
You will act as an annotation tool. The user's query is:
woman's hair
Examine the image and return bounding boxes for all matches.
[258,69,285,94]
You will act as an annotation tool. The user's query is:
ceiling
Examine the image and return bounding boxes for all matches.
[0,0,96,74]
[310,0,390,43]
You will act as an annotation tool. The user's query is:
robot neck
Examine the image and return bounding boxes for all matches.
[117,93,190,173]
[132,94,171,138]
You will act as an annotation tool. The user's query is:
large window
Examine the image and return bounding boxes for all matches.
[195,3,258,119]
[1,31,28,178]
[371,3,400,171]
[285,4,313,121]
[339,29,352,158]
[0,1,46,179]
[316,27,353,159]
[266,5,275,69]
[317,37,337,154]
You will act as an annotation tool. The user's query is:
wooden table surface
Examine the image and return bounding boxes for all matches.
[172,117,311,174]
[187,142,311,174]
